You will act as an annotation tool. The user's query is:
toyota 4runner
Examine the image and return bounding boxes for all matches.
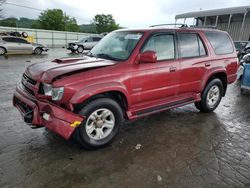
[13,26,238,149]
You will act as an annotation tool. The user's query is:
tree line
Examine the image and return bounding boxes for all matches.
[0,8,120,33]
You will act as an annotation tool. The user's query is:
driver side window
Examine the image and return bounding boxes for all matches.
[142,34,175,61]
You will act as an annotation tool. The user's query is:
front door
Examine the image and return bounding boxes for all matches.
[129,33,180,110]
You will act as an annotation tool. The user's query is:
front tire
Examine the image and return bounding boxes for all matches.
[195,78,223,113]
[34,47,42,55]
[74,98,124,149]
[77,46,84,53]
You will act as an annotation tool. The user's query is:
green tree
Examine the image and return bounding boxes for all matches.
[93,14,119,33]
[0,17,17,27]
[32,9,79,32]
[64,17,79,32]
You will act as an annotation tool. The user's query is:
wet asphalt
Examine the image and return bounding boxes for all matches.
[0,49,250,188]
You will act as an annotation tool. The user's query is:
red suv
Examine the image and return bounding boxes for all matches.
[13,26,238,149]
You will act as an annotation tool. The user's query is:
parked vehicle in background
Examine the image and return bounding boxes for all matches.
[67,36,102,53]
[234,41,250,59]
[13,26,238,149]
[0,36,48,55]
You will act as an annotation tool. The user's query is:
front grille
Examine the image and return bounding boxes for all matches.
[23,73,36,85]
[21,73,36,96]
[14,97,32,114]
[22,83,35,96]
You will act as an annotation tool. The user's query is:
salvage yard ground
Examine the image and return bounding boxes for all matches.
[0,49,250,188]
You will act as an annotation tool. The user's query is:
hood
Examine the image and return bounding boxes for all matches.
[26,56,116,83]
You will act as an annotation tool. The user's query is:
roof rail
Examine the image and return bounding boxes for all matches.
[149,23,188,28]
[190,25,217,29]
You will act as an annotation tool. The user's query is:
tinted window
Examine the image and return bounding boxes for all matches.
[205,31,234,55]
[178,33,206,58]
[142,34,175,61]
[2,37,27,43]
[2,37,15,42]
[93,37,101,42]
[14,38,28,43]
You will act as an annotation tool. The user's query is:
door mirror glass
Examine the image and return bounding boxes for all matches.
[139,51,157,63]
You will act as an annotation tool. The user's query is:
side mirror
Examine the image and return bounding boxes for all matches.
[139,51,157,64]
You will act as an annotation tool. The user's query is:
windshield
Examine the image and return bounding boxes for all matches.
[88,31,143,61]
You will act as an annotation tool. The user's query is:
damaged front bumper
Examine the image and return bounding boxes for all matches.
[13,83,84,140]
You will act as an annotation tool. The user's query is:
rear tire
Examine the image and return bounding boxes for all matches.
[0,47,6,55]
[74,98,124,149]
[34,47,42,55]
[195,78,223,113]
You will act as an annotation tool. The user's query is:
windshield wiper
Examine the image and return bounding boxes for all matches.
[95,53,121,61]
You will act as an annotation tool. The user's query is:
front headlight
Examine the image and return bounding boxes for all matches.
[52,87,64,101]
[42,83,52,96]
[42,83,64,101]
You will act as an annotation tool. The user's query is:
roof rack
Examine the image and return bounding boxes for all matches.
[190,25,217,29]
[149,24,218,30]
[149,23,188,28]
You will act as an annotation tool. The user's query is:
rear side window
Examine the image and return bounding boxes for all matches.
[93,37,101,42]
[14,38,28,43]
[205,31,234,55]
[178,33,206,58]
[86,37,93,42]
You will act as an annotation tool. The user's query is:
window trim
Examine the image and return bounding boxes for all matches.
[205,31,234,55]
[140,31,177,62]
[177,32,208,59]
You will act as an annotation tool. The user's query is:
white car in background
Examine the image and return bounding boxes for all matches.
[67,36,103,53]
[0,36,48,55]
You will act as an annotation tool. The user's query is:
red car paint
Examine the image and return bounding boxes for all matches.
[13,27,238,140]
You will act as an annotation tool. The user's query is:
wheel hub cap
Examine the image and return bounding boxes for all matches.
[85,108,115,140]
[206,85,220,108]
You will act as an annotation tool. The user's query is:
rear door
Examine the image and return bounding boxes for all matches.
[177,32,210,98]
[84,37,94,49]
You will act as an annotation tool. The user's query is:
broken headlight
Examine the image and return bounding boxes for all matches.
[41,83,64,101]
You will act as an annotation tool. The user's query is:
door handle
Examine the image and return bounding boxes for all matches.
[169,67,177,72]
[205,62,211,67]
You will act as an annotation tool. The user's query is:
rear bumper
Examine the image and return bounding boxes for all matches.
[13,84,84,140]
[227,74,237,84]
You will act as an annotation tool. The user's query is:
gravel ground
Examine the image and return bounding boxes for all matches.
[0,49,250,188]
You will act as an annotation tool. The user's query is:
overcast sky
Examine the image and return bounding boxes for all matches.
[1,0,250,27]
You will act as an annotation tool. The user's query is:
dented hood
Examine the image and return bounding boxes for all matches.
[26,56,116,83]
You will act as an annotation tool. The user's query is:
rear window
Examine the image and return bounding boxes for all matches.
[205,31,234,55]
[177,33,206,58]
